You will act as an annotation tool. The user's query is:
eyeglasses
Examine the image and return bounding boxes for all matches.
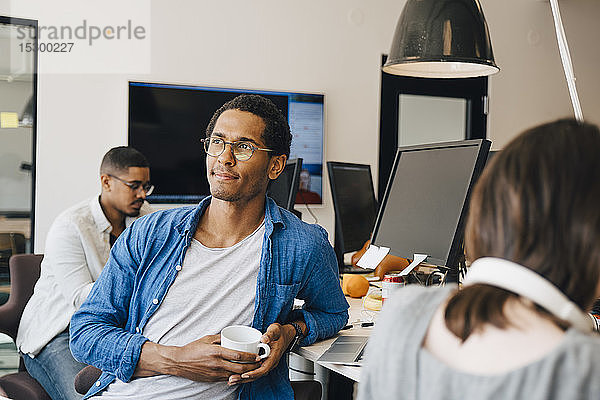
[108,174,155,196]
[201,137,273,162]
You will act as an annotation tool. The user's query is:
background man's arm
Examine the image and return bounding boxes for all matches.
[45,218,95,309]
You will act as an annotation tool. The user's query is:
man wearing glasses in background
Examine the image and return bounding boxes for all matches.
[17,146,154,400]
[70,94,348,399]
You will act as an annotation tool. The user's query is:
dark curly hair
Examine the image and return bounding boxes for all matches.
[205,94,292,158]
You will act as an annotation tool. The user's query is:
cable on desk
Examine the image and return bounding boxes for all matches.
[357,287,379,321]
[298,191,318,223]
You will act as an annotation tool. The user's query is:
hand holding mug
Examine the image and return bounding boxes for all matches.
[220,325,271,363]
[225,322,295,386]
[147,334,261,382]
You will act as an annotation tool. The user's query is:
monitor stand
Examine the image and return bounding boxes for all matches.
[334,220,373,274]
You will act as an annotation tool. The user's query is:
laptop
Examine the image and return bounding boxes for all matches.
[317,336,369,366]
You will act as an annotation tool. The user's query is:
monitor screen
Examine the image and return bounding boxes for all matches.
[327,162,378,262]
[267,158,302,211]
[128,82,324,204]
[371,140,490,271]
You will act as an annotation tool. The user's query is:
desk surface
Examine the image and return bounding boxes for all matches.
[294,296,378,382]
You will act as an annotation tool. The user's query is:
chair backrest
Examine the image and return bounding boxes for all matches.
[0,254,43,341]
[0,233,27,281]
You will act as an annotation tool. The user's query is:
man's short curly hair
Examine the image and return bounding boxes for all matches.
[205,94,292,158]
[100,146,149,175]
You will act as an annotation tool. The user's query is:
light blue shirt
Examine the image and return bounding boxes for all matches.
[70,196,349,399]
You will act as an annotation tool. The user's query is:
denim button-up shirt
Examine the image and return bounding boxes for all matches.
[70,196,349,399]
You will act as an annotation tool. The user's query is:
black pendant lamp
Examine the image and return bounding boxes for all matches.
[383,0,499,78]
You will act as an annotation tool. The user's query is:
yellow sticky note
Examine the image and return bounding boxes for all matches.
[1,112,19,128]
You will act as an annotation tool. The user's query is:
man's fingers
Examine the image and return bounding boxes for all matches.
[262,323,282,344]
[221,359,262,374]
[227,372,260,386]
[217,347,261,364]
[240,366,267,380]
[240,358,273,380]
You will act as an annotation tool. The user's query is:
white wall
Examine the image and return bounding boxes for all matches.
[484,0,600,148]
[1,0,599,252]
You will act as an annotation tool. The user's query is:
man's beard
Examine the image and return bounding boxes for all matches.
[209,164,269,203]
[124,209,141,217]
[210,181,266,203]
[211,187,243,202]
[122,200,143,217]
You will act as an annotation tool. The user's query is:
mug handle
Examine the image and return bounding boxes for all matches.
[257,343,270,359]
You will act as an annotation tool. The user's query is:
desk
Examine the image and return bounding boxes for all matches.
[293,296,378,383]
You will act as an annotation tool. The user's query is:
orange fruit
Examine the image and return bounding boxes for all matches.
[341,274,370,298]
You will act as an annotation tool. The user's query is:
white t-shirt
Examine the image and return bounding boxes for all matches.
[97,221,265,399]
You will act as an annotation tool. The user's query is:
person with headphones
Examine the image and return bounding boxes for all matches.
[358,119,600,399]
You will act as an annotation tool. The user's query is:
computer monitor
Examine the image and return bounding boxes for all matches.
[371,139,490,282]
[268,158,303,211]
[129,82,324,204]
[327,162,378,272]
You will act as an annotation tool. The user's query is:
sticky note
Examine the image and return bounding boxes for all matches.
[0,112,19,128]
[356,245,378,268]
[357,245,390,269]
[399,253,428,276]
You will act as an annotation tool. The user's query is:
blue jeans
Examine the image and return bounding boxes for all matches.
[22,330,87,400]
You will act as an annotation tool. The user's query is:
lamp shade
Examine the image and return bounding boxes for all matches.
[383,0,499,78]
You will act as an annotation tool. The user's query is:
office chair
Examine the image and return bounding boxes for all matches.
[292,380,322,400]
[74,365,100,395]
[0,254,51,400]
[0,233,27,282]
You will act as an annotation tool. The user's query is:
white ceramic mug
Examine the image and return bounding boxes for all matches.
[220,325,270,363]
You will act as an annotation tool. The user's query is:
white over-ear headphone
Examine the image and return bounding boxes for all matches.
[463,257,596,333]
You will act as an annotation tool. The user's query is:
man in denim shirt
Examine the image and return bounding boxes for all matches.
[70,94,349,399]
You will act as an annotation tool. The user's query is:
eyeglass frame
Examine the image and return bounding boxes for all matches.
[201,137,274,161]
[107,174,155,196]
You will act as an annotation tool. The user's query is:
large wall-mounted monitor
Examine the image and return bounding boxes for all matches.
[371,139,490,282]
[128,82,324,204]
